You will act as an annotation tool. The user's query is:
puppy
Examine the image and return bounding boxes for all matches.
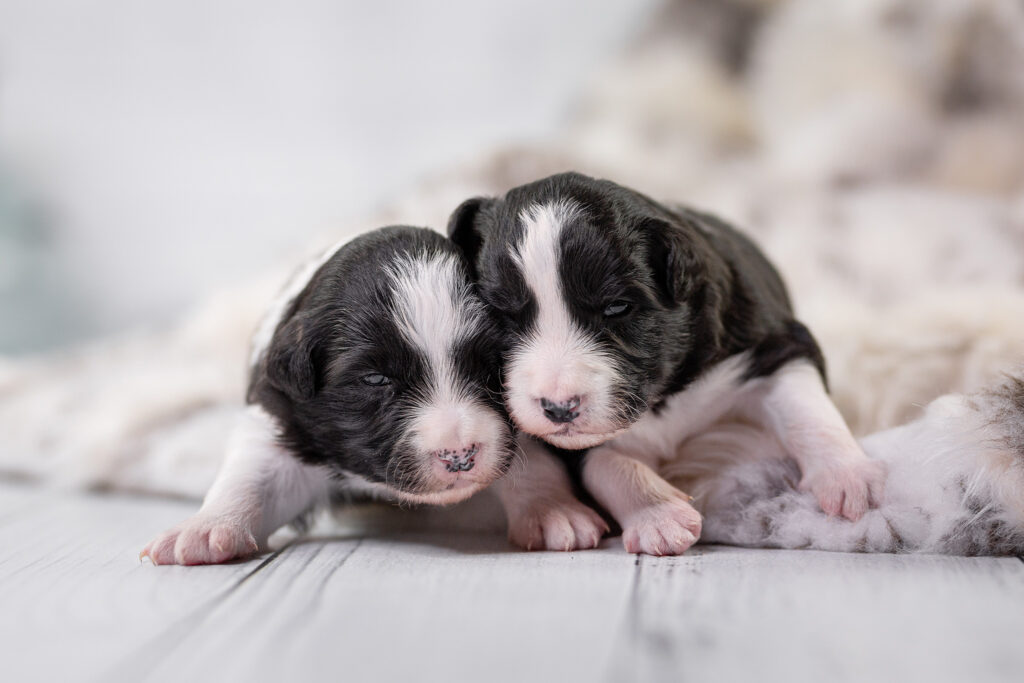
[142,226,513,565]
[449,172,885,555]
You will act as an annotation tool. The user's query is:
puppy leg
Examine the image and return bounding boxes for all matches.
[756,361,886,521]
[141,406,329,565]
[497,434,608,551]
[582,445,702,556]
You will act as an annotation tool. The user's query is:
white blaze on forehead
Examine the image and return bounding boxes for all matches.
[506,199,624,444]
[513,200,588,354]
[388,251,485,403]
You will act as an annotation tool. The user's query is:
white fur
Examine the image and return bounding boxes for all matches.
[577,355,749,555]
[604,354,753,462]
[387,251,509,506]
[678,385,1024,555]
[388,251,486,406]
[495,433,608,551]
[141,405,330,565]
[578,355,883,554]
[505,200,624,449]
[583,444,702,556]
[749,361,887,520]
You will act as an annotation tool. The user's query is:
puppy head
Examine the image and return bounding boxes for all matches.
[252,226,513,505]
[449,172,717,450]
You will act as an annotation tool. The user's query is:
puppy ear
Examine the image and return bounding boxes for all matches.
[644,216,730,353]
[644,217,703,307]
[264,313,321,401]
[447,197,494,279]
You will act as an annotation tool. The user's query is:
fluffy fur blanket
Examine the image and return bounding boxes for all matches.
[2,1,1023,546]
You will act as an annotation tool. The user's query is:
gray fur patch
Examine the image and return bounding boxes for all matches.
[980,370,1024,460]
[939,506,1024,556]
[882,516,906,552]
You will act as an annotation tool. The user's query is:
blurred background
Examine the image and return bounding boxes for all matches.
[0,0,660,353]
[4,0,1024,355]
[2,0,1024,494]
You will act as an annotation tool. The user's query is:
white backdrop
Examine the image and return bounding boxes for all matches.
[0,0,660,349]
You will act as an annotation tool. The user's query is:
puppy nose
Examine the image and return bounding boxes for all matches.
[540,396,581,424]
[434,444,478,473]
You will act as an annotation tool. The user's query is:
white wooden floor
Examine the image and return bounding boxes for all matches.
[2,480,1023,683]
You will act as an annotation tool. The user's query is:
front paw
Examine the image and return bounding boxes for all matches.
[507,498,609,551]
[621,493,702,556]
[800,458,887,521]
[141,515,259,566]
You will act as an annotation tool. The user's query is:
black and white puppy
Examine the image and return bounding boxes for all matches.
[143,227,513,565]
[449,172,886,555]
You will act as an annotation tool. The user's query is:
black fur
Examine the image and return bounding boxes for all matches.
[247,226,510,493]
[448,172,825,434]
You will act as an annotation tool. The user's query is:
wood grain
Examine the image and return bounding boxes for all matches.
[141,532,637,683]
[2,481,1023,683]
[0,483,265,683]
[613,546,1024,683]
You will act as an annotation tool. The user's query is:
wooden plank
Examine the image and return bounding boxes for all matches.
[138,531,638,683]
[7,479,1023,683]
[614,546,1024,683]
[0,482,270,683]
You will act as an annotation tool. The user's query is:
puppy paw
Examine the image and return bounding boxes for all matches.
[801,458,887,522]
[507,498,609,551]
[141,515,259,566]
[621,492,702,556]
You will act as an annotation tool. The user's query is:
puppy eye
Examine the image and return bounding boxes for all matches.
[361,373,391,386]
[602,301,632,318]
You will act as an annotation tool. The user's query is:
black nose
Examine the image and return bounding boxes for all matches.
[540,396,581,424]
[436,444,478,472]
